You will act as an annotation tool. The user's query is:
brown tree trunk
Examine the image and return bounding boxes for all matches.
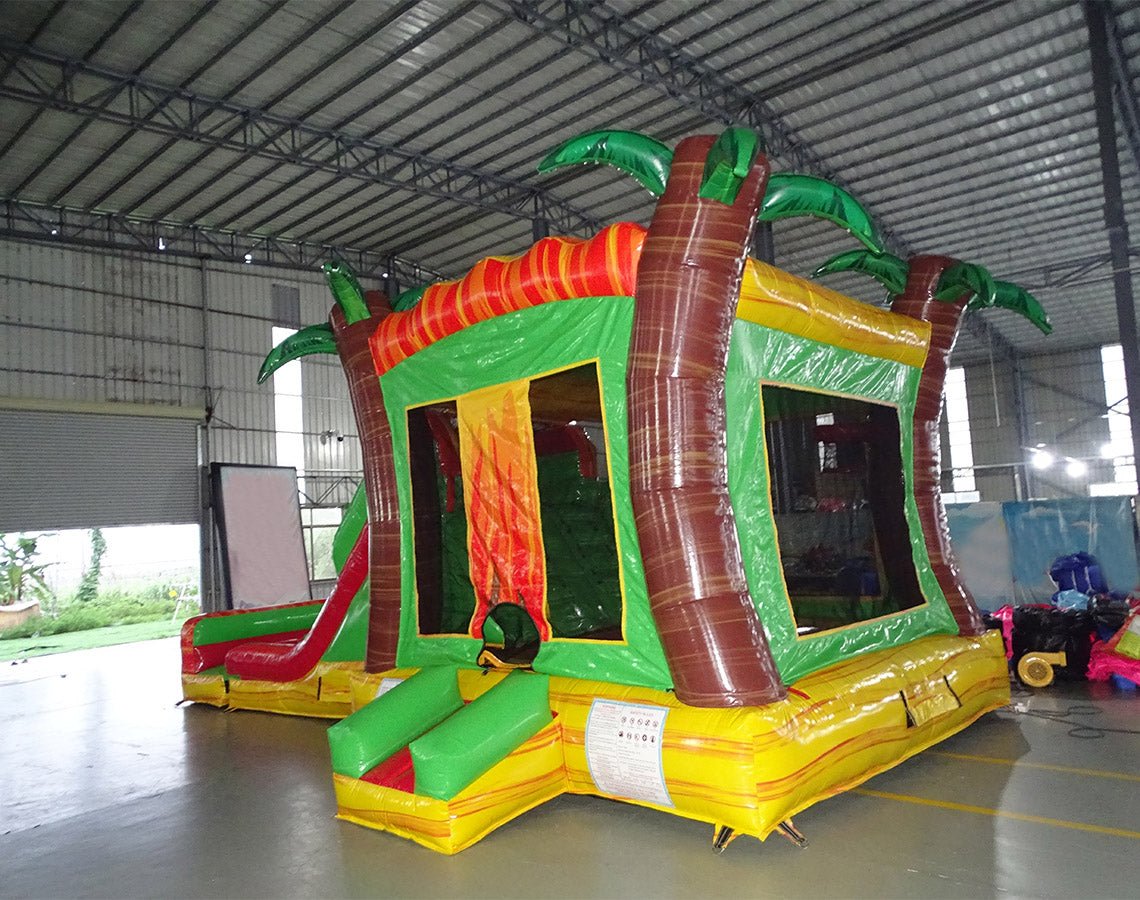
[330,293,403,671]
[628,134,786,708]
[891,255,985,636]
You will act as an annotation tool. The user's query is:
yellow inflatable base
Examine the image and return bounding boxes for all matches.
[181,672,228,707]
[180,663,362,719]
[333,631,1008,854]
[334,719,567,854]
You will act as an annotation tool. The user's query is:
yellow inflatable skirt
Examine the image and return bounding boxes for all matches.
[332,630,1007,854]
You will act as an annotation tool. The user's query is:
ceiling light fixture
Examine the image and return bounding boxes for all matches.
[1065,458,1088,478]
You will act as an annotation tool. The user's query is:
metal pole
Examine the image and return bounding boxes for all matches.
[1086,1,1140,482]
[198,257,218,612]
[1012,357,1033,499]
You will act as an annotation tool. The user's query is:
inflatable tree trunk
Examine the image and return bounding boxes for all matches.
[330,293,404,670]
[890,255,985,637]
[628,133,786,707]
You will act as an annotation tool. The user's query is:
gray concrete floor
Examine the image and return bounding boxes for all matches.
[1,638,1138,899]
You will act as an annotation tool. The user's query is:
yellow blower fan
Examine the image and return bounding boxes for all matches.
[1017,651,1067,688]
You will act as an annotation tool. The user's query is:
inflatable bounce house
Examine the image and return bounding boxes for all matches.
[181,128,1051,854]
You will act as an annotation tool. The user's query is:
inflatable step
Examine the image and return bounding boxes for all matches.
[328,668,566,853]
[328,666,465,779]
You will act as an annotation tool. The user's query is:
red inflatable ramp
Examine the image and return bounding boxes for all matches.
[224,530,369,682]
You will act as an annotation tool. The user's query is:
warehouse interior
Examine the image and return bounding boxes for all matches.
[2,1,1140,897]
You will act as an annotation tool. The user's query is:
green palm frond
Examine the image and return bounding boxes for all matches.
[322,261,371,324]
[933,261,997,307]
[537,130,673,197]
[391,282,431,312]
[759,174,884,254]
[698,127,762,204]
[989,280,1052,334]
[258,322,337,384]
[812,249,908,295]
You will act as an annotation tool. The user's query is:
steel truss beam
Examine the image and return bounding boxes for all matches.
[498,0,1026,363]
[1001,250,1122,291]
[0,40,602,237]
[961,313,1021,362]
[493,0,913,252]
[1104,4,1140,187]
[0,198,441,284]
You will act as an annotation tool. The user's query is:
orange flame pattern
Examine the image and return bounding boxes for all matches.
[369,222,645,375]
[456,382,551,641]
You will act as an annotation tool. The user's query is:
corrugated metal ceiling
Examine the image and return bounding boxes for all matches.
[3,0,1140,363]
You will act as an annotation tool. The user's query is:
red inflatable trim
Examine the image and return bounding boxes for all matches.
[361,747,415,792]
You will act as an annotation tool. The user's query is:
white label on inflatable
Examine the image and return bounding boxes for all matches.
[585,699,672,808]
[377,677,404,698]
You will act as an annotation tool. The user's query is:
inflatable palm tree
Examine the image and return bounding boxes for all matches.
[540,129,885,705]
[259,265,402,669]
[814,249,1050,635]
[259,128,892,703]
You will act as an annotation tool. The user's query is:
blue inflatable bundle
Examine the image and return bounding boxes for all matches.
[1049,552,1108,600]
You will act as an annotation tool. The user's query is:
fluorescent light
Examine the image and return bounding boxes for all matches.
[1065,458,1087,478]
[1031,449,1054,470]
[243,253,253,264]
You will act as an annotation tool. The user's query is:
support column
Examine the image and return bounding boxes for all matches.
[198,257,220,612]
[1086,0,1140,479]
[1012,357,1033,500]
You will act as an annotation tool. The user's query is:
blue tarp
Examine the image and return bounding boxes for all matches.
[944,501,1015,608]
[1002,498,1138,604]
[947,497,1138,607]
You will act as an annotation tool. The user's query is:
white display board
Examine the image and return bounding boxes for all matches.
[212,464,311,609]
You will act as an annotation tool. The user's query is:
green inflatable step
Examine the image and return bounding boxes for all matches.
[410,670,552,801]
[327,666,462,779]
[327,668,554,802]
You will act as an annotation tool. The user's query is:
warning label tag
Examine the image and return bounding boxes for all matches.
[584,698,672,808]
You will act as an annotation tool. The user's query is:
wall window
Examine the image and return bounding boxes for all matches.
[943,366,980,503]
[271,326,305,495]
[1091,344,1137,497]
[301,506,342,582]
[816,412,835,471]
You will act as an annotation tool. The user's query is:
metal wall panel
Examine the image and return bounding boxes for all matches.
[0,238,367,475]
[0,409,199,531]
[964,357,1022,501]
[952,347,1120,501]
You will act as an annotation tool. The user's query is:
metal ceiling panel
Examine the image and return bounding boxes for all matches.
[2,0,1139,360]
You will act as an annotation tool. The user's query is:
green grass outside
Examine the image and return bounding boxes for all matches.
[0,619,186,661]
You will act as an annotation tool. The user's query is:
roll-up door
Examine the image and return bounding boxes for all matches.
[0,409,199,531]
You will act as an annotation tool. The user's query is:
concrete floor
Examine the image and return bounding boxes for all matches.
[1,639,1137,899]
